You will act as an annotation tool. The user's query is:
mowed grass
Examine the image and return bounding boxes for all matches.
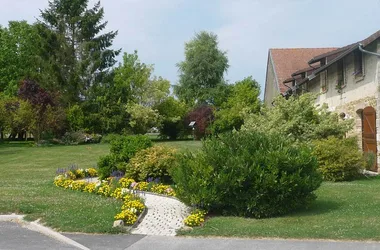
[156,140,202,152]
[0,140,201,233]
[3,140,380,240]
[180,176,380,241]
[0,142,123,233]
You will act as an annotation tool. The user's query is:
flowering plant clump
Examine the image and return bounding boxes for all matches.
[114,209,138,225]
[184,210,207,227]
[65,171,77,180]
[133,181,149,191]
[151,184,176,196]
[119,177,135,188]
[71,180,86,191]
[56,165,98,181]
[86,168,98,177]
[83,183,96,193]
[97,182,111,197]
[122,200,145,214]
[74,169,85,179]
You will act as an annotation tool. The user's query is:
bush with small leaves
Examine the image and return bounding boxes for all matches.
[172,130,322,218]
[312,137,364,181]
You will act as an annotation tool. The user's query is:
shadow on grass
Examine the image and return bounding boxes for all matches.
[289,199,342,217]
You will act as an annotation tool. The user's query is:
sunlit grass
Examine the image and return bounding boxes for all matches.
[180,176,380,240]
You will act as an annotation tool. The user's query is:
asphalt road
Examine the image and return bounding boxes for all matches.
[1,221,380,250]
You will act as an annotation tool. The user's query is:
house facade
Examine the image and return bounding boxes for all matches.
[264,30,380,172]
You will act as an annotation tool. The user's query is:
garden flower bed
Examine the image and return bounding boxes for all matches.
[53,169,178,227]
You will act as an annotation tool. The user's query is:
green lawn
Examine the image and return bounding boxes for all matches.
[2,141,380,240]
[156,140,202,152]
[180,177,380,241]
[0,140,200,233]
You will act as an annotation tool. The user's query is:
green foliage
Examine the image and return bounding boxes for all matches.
[0,21,48,95]
[156,97,189,139]
[172,131,322,218]
[243,93,353,142]
[364,151,376,171]
[66,105,84,132]
[113,51,153,105]
[126,103,161,135]
[212,76,261,133]
[40,0,120,103]
[97,154,118,180]
[312,137,364,181]
[98,135,153,179]
[175,31,229,105]
[125,146,178,183]
[101,133,123,144]
[62,131,102,145]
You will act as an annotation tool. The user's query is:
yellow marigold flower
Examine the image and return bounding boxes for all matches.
[83,183,96,193]
[134,182,148,191]
[114,209,137,225]
[119,177,135,188]
[122,200,145,214]
[87,168,98,177]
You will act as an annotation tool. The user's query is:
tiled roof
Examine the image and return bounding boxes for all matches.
[270,48,337,93]
[309,30,380,78]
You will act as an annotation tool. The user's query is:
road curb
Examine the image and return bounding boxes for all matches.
[0,214,89,250]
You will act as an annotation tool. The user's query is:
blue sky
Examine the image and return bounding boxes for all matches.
[1,0,380,99]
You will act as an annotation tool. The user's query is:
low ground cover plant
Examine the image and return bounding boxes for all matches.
[172,130,322,218]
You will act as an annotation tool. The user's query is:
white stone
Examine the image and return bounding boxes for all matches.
[113,220,124,228]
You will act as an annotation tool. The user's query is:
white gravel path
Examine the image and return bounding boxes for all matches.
[131,193,190,236]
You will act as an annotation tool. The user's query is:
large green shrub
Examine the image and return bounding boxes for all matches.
[312,137,364,181]
[172,131,322,218]
[243,93,353,143]
[97,135,152,179]
[125,146,178,183]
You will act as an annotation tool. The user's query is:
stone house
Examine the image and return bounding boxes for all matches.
[264,30,380,172]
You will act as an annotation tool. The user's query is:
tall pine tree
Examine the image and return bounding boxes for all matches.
[40,0,120,103]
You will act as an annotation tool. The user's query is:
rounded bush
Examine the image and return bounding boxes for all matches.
[172,131,322,218]
[312,137,364,181]
[125,146,178,183]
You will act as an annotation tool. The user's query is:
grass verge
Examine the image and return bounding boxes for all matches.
[179,176,380,241]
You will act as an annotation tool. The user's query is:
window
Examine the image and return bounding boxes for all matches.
[354,50,364,77]
[321,70,327,93]
[336,59,345,92]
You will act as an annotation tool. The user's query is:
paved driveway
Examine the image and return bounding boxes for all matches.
[1,221,380,250]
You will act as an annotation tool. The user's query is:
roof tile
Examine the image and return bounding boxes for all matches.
[270,48,336,93]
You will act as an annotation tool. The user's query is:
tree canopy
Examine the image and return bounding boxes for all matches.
[175,31,229,105]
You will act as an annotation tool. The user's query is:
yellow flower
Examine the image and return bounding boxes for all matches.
[83,183,96,193]
[122,200,145,214]
[114,209,138,225]
[119,178,135,188]
[87,168,98,177]
[184,210,207,227]
[134,182,148,191]
[97,183,111,197]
